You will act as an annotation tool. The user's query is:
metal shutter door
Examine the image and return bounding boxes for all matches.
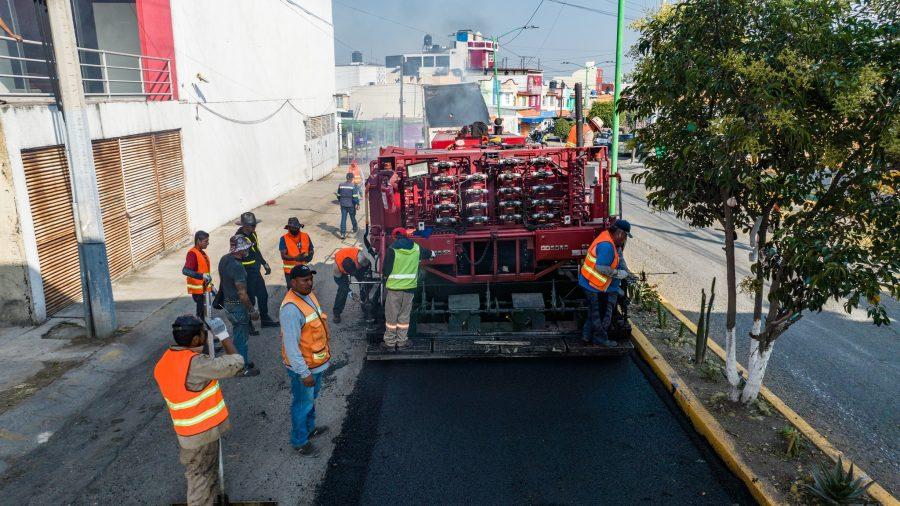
[152,131,189,247]
[93,139,133,279]
[121,134,164,265]
[21,146,81,315]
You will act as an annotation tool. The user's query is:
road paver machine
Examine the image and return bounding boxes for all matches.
[362,127,632,359]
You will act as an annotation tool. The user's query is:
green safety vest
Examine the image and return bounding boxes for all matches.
[386,243,421,291]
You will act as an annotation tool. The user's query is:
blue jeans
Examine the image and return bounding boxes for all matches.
[288,369,323,447]
[582,289,617,344]
[340,206,357,235]
[224,302,250,365]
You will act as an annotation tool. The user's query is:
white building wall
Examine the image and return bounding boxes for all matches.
[0,0,337,322]
[336,64,386,93]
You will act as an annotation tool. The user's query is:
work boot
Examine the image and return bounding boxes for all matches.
[380,342,396,352]
[249,322,259,336]
[261,319,279,328]
[309,426,329,439]
[340,232,346,240]
[599,339,619,347]
[333,314,342,324]
[396,340,412,350]
[237,366,260,377]
[295,441,320,457]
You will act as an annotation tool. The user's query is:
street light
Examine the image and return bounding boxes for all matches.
[493,25,539,118]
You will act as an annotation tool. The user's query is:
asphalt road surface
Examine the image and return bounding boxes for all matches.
[618,163,900,493]
[317,357,753,505]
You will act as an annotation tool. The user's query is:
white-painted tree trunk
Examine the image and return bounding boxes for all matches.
[724,327,741,401]
[741,320,773,403]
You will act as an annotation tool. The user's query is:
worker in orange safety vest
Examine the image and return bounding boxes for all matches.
[331,246,371,324]
[280,217,314,286]
[280,265,331,457]
[183,231,212,318]
[153,315,245,505]
[348,159,362,185]
[578,219,633,347]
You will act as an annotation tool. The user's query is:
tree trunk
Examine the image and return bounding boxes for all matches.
[741,333,774,403]
[723,202,741,401]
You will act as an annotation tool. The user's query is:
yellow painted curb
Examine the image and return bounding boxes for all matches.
[631,324,780,505]
[658,297,899,506]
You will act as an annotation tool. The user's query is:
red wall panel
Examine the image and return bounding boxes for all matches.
[136,0,178,100]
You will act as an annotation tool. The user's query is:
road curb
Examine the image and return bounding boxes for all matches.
[631,324,780,505]
[656,297,899,506]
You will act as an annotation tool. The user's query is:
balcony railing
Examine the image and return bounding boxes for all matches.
[0,35,173,100]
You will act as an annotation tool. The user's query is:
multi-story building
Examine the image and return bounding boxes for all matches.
[0,0,337,323]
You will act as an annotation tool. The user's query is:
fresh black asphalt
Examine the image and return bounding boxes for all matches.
[316,355,754,505]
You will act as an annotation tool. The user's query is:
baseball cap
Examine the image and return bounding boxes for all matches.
[392,227,411,239]
[284,217,303,230]
[172,315,203,333]
[611,219,633,237]
[289,264,317,279]
[230,234,252,252]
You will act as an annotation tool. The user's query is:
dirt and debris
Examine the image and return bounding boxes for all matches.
[0,360,82,415]
[630,305,845,504]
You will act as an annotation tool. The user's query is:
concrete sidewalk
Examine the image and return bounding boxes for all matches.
[0,165,363,475]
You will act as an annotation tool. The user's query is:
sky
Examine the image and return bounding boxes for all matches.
[330,0,663,77]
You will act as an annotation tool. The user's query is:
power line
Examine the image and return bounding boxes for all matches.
[502,0,545,45]
[277,0,356,50]
[280,0,333,26]
[333,0,431,34]
[546,0,638,21]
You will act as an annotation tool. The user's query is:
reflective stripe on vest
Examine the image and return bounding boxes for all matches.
[386,243,421,291]
[280,291,331,369]
[579,230,620,292]
[282,232,311,273]
[186,247,212,295]
[153,349,229,437]
[241,232,258,267]
[335,247,361,275]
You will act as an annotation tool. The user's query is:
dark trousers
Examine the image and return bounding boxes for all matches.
[340,206,358,235]
[582,288,618,344]
[192,293,206,319]
[333,275,350,316]
[246,268,272,321]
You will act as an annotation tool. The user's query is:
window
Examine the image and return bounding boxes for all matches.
[423,56,434,67]
[385,55,403,68]
[305,114,336,141]
[436,55,450,67]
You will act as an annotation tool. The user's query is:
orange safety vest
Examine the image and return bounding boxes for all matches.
[186,247,212,294]
[281,232,311,274]
[281,290,331,369]
[349,162,362,185]
[335,247,361,275]
[579,230,620,292]
[153,349,229,437]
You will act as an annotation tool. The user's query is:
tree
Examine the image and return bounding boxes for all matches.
[553,118,573,139]
[625,0,898,403]
[588,101,615,128]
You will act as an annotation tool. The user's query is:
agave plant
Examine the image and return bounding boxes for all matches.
[805,457,872,505]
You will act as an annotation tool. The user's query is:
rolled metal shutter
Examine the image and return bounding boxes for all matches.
[93,139,133,279]
[21,146,81,315]
[120,134,164,265]
[153,131,189,247]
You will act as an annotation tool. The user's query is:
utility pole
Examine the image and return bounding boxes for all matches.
[493,37,501,119]
[398,57,405,148]
[574,83,583,147]
[609,0,626,217]
[46,0,116,337]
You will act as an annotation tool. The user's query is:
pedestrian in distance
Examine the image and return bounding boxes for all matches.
[578,219,634,347]
[217,235,260,377]
[280,265,331,457]
[280,217,314,286]
[152,315,244,506]
[335,172,360,240]
[236,211,278,333]
[183,231,212,319]
[382,228,435,350]
[331,246,371,324]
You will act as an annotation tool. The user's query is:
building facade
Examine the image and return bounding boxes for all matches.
[0,0,337,323]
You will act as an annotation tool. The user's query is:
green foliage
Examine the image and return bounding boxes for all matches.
[553,118,573,139]
[625,0,899,343]
[805,457,872,505]
[656,301,669,328]
[778,426,808,458]
[698,359,722,381]
[588,101,616,128]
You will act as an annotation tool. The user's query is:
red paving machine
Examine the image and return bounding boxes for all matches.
[361,125,632,359]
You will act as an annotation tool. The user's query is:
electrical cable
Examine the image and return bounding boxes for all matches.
[502,0,545,45]
[333,0,431,34]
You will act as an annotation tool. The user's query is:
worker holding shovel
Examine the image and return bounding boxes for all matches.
[153,315,244,505]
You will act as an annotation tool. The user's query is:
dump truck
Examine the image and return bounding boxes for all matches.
[361,123,632,359]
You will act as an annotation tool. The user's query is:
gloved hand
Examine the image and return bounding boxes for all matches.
[205,317,230,341]
[203,273,212,283]
[263,263,272,275]
[613,269,631,280]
